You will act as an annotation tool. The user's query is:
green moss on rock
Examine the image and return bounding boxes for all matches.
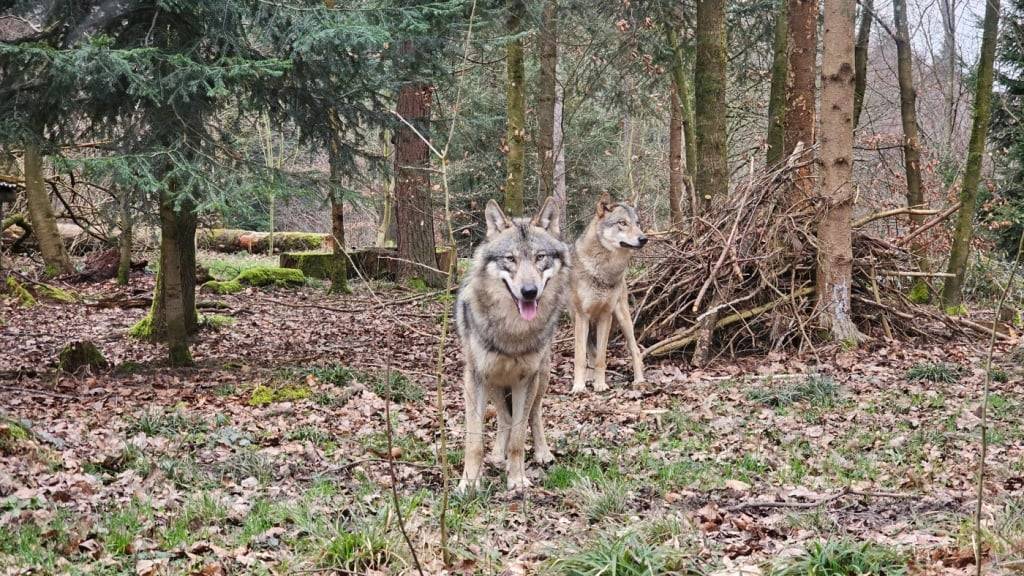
[907,281,931,305]
[945,304,968,316]
[249,384,311,407]
[5,276,36,307]
[236,266,305,287]
[58,340,109,373]
[202,279,243,294]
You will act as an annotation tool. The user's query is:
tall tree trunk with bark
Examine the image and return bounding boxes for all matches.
[537,0,558,208]
[669,84,686,229]
[377,129,397,247]
[666,26,697,179]
[394,65,443,288]
[893,0,926,253]
[941,0,1000,308]
[117,188,132,285]
[153,185,198,366]
[939,0,959,150]
[694,0,728,206]
[784,0,818,202]
[505,0,526,216]
[553,85,567,227]
[816,0,861,343]
[853,0,873,128]
[328,135,349,294]
[23,136,73,276]
[766,0,788,167]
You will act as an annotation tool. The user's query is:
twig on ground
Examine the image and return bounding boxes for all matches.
[724,487,915,512]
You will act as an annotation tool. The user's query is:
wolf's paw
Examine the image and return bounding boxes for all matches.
[593,379,609,393]
[533,447,555,465]
[571,382,587,394]
[632,374,647,386]
[507,474,533,491]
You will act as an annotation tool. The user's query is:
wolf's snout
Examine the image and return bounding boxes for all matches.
[520,284,539,301]
[637,236,648,247]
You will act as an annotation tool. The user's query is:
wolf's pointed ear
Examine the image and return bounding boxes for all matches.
[596,192,613,218]
[532,197,560,236]
[484,199,511,238]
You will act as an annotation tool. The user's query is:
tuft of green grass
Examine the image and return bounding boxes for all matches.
[373,371,423,403]
[320,524,401,573]
[990,367,1009,383]
[574,477,630,523]
[549,531,680,576]
[100,500,153,556]
[907,281,931,304]
[200,313,234,329]
[130,407,208,437]
[905,362,963,384]
[310,363,359,387]
[747,373,840,408]
[219,450,274,485]
[162,493,228,549]
[770,539,907,576]
[287,425,331,445]
[0,419,29,454]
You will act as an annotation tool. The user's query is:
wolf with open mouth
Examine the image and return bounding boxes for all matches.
[455,197,570,492]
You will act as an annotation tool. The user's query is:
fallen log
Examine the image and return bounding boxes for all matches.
[197,228,329,254]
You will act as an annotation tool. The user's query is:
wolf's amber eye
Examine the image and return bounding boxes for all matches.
[617,220,627,227]
[535,252,547,263]
[504,255,516,264]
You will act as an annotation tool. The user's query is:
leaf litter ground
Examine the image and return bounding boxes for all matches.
[1,270,1023,575]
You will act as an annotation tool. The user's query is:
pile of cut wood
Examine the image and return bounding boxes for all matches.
[632,160,1002,360]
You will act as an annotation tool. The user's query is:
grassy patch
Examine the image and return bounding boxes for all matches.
[747,373,840,408]
[770,539,907,575]
[0,511,72,570]
[100,499,154,556]
[575,476,631,523]
[905,362,963,384]
[0,419,29,454]
[549,531,684,575]
[320,523,401,573]
[162,493,228,549]
[372,370,423,403]
[130,407,208,437]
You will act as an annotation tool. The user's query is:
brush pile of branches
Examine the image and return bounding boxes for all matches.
[631,160,997,361]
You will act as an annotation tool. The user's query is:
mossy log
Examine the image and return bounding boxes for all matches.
[196,228,328,254]
[58,340,109,373]
[334,247,456,281]
[200,266,305,295]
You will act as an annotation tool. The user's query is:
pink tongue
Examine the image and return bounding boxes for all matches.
[518,300,538,321]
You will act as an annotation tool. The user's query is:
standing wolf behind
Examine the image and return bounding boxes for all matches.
[570,193,647,393]
[456,198,570,492]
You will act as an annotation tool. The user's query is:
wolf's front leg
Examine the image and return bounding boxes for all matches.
[505,381,538,490]
[458,367,487,494]
[592,313,613,392]
[572,312,590,394]
[615,295,645,385]
[486,387,511,467]
[530,353,555,465]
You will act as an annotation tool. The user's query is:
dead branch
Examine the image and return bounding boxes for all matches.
[853,206,939,228]
[896,202,961,246]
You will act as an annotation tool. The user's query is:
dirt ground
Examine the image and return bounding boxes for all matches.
[1,260,1023,575]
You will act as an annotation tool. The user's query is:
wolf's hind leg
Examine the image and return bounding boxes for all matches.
[506,381,538,490]
[572,312,590,394]
[530,353,554,465]
[592,313,613,392]
[486,387,511,467]
[458,366,487,494]
[615,294,645,385]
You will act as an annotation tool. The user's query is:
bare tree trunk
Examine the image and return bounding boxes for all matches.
[23,137,73,276]
[816,0,861,343]
[377,129,397,247]
[537,0,557,206]
[504,0,526,216]
[669,83,685,229]
[939,0,959,150]
[853,0,873,128]
[394,56,442,288]
[942,0,1000,308]
[766,0,788,167]
[553,84,566,227]
[328,136,349,294]
[154,185,197,366]
[893,0,926,260]
[784,0,818,203]
[666,25,697,178]
[694,0,728,206]
[117,187,132,285]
